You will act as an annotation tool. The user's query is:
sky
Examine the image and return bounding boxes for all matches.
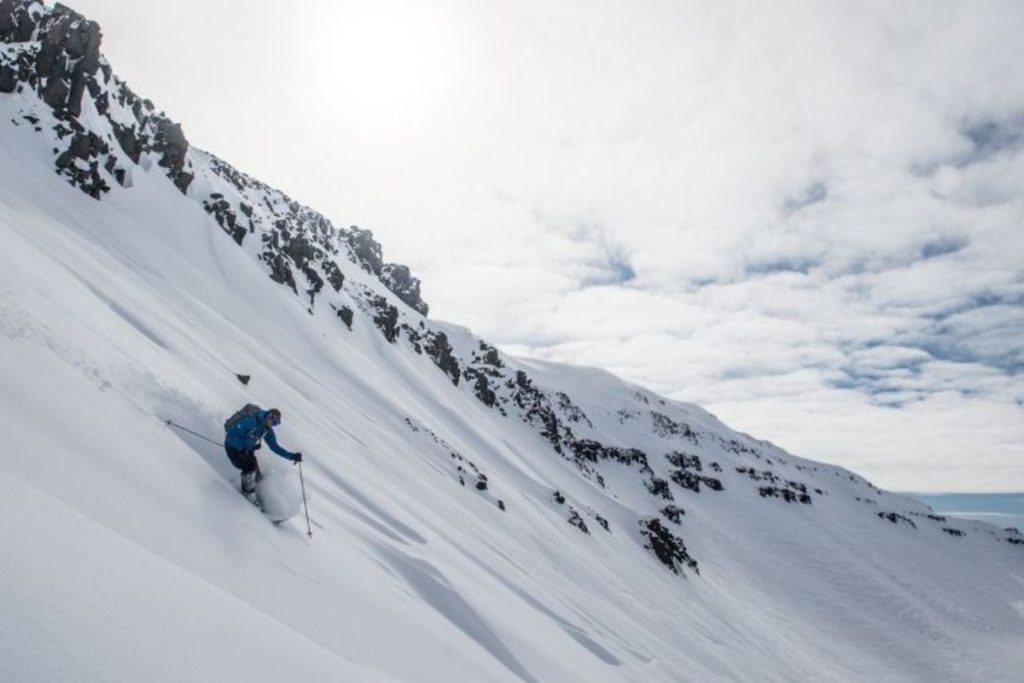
[68,0,1024,491]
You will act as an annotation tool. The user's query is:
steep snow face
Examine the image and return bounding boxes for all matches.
[2,2,1024,682]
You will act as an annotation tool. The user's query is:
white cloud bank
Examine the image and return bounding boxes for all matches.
[73,0,1024,490]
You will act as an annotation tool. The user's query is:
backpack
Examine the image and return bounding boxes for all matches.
[224,404,261,432]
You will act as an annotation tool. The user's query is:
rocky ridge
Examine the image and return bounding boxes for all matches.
[3,0,1020,576]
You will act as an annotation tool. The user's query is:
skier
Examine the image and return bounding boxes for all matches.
[223,405,302,507]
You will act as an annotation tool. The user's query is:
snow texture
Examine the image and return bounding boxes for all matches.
[2,2,1023,681]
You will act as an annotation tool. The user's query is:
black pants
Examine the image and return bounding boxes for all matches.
[225,446,261,478]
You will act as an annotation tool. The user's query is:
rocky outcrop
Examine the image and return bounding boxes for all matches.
[567,507,589,534]
[382,263,428,316]
[1,1,432,330]
[345,227,383,275]
[0,0,193,197]
[736,467,810,503]
[369,295,399,343]
[424,331,459,385]
[877,511,916,528]
[641,519,698,575]
[645,477,673,500]
[661,505,685,524]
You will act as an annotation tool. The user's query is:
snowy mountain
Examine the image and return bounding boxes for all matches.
[2,3,1022,681]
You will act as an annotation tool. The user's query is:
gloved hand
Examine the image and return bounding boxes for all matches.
[292,452,303,463]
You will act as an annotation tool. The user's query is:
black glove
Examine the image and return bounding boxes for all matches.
[292,452,303,463]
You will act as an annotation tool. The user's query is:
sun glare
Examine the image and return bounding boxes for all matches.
[309,2,458,134]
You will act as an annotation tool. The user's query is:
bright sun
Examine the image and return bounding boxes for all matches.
[309,2,458,134]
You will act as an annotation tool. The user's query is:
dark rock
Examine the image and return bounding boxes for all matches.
[511,371,567,453]
[567,508,589,534]
[666,451,702,471]
[651,412,697,440]
[702,477,724,492]
[464,368,497,407]
[552,490,566,505]
[594,513,609,531]
[41,74,69,110]
[337,306,353,330]
[110,123,140,163]
[381,263,428,316]
[345,227,383,275]
[369,296,399,343]
[877,511,916,528]
[424,331,459,385]
[266,253,296,292]
[641,518,698,574]
[323,261,345,291]
[401,324,423,353]
[942,528,964,537]
[236,374,251,386]
[556,392,593,427]
[476,342,503,367]
[571,439,651,473]
[0,0,17,37]
[153,118,191,193]
[645,477,673,501]
[498,500,505,511]
[670,469,702,493]
[285,236,316,266]
[302,265,323,306]
[12,4,33,42]
[661,505,685,524]
[0,64,16,92]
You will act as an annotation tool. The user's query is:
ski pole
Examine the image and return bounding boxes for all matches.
[164,419,224,447]
[297,460,313,539]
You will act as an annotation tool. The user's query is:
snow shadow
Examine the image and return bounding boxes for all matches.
[380,548,540,683]
[315,467,426,545]
[462,546,622,666]
[489,574,621,666]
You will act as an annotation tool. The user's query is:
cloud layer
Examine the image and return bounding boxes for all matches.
[75,0,1024,490]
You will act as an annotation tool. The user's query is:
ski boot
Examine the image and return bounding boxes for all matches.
[240,471,263,510]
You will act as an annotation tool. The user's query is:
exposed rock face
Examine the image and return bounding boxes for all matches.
[0,0,430,325]
[645,477,673,500]
[661,505,685,524]
[345,227,383,275]
[877,511,916,528]
[336,306,353,329]
[641,519,698,574]
[0,0,192,197]
[424,331,459,385]
[369,295,399,343]
[344,229,428,315]
[567,507,589,534]
[667,453,723,493]
[381,263,428,316]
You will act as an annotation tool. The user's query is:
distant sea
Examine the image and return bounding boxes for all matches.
[903,493,1024,533]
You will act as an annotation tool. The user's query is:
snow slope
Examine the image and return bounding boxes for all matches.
[2,3,1024,681]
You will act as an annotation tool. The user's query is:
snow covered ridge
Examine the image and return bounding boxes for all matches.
[4,4,1024,681]
[2,0,1022,579]
[0,0,429,317]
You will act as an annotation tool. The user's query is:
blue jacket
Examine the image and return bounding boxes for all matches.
[224,409,296,460]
